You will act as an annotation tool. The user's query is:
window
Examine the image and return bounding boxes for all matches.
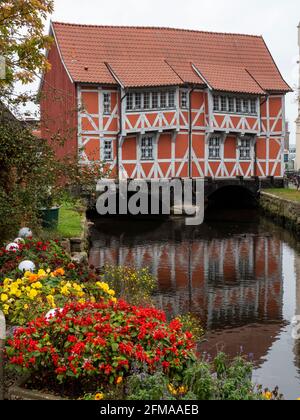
[213,94,258,115]
[250,99,257,115]
[228,97,235,113]
[103,93,111,115]
[143,92,150,110]
[141,135,154,160]
[213,96,220,112]
[127,93,133,111]
[209,136,221,160]
[103,140,113,162]
[152,92,159,109]
[221,96,227,112]
[181,91,188,109]
[240,138,251,160]
[168,91,175,108]
[135,93,142,109]
[243,99,249,114]
[126,91,176,112]
[160,92,167,108]
[236,98,242,113]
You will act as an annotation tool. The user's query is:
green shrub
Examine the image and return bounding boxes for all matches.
[101,265,156,306]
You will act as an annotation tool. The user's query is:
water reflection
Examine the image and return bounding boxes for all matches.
[89,212,300,399]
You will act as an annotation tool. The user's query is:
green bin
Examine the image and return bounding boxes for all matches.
[39,207,60,230]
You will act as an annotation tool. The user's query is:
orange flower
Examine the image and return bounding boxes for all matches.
[116,376,123,385]
[28,273,38,283]
[53,268,65,277]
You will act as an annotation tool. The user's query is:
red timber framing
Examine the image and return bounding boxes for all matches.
[41,22,292,181]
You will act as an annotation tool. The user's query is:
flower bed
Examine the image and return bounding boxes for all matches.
[6,301,196,399]
[0,269,116,326]
[0,240,70,281]
[1,236,284,400]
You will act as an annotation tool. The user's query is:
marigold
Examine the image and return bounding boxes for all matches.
[116,376,123,385]
[1,294,8,302]
[53,268,65,277]
[263,392,273,400]
[95,393,104,401]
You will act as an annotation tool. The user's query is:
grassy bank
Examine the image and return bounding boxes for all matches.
[263,188,300,203]
[57,203,83,238]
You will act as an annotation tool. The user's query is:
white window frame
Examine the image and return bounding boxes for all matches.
[213,94,258,116]
[126,90,176,112]
[208,135,222,160]
[126,93,134,111]
[139,134,156,162]
[181,90,189,109]
[103,92,111,115]
[134,92,142,110]
[102,138,113,162]
[213,95,220,112]
[168,91,175,108]
[239,137,252,161]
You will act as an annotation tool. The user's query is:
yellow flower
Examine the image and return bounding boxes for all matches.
[95,393,104,401]
[178,386,188,394]
[168,384,178,396]
[72,283,82,292]
[116,376,123,385]
[1,294,8,302]
[263,392,273,400]
[60,286,70,296]
[4,278,11,286]
[46,295,56,308]
[3,304,10,314]
[96,282,110,293]
[37,269,47,278]
[111,297,117,304]
[31,282,43,290]
[108,289,115,296]
[27,289,38,300]
[24,304,29,310]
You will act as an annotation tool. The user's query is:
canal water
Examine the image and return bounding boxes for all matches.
[89,211,300,400]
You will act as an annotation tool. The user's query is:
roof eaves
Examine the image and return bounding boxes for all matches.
[50,20,74,85]
[260,36,293,93]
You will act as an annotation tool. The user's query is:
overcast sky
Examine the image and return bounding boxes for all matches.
[48,0,300,144]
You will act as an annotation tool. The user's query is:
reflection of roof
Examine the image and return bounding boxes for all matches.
[51,22,291,94]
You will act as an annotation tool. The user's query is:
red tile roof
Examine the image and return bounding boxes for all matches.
[193,63,265,95]
[106,59,183,88]
[51,22,291,94]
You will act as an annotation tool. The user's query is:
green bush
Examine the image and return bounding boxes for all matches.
[101,265,157,306]
[125,353,281,401]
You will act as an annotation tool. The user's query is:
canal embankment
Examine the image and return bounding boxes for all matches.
[260,189,300,235]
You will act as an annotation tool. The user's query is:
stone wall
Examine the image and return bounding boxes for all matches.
[260,192,300,235]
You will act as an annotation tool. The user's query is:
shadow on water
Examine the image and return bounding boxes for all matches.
[89,200,300,399]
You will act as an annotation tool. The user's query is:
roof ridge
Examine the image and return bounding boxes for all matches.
[51,21,263,39]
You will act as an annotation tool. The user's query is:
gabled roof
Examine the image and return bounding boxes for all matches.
[51,22,292,94]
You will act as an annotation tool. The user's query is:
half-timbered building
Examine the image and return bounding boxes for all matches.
[41,22,291,181]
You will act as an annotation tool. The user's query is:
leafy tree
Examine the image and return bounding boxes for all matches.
[0,0,54,105]
[0,106,106,241]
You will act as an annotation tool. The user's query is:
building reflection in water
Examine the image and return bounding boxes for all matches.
[89,217,285,363]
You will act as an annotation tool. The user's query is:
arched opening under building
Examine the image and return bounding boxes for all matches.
[205,185,259,222]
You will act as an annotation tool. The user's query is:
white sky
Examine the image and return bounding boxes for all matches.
[46,0,299,144]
